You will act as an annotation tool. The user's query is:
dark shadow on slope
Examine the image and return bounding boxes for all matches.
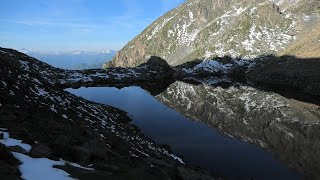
[171,54,320,106]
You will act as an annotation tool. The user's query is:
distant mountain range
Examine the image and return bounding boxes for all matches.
[22,49,116,70]
[107,0,320,67]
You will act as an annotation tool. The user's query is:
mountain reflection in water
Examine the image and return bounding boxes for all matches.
[67,77,320,179]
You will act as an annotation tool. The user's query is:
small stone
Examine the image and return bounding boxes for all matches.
[8,145,27,154]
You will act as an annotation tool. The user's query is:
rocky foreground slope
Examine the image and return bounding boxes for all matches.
[0,48,215,180]
[106,0,320,67]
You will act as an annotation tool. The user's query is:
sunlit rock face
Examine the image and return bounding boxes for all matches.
[107,0,320,67]
[156,80,320,179]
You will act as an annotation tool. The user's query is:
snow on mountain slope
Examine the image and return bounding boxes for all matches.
[107,0,320,67]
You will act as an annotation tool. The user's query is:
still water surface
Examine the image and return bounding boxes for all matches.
[66,86,301,180]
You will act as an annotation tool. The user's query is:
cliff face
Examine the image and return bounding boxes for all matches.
[106,0,320,68]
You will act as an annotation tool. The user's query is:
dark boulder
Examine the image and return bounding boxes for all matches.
[217,56,233,64]
[141,56,175,75]
[0,144,21,180]
[30,144,52,158]
[0,144,21,165]
[72,146,91,164]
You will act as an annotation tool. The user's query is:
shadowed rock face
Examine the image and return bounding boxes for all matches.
[248,57,320,96]
[156,80,320,179]
[107,0,320,67]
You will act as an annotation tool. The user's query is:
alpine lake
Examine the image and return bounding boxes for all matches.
[66,78,320,180]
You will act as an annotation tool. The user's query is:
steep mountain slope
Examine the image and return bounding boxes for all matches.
[278,18,320,58]
[106,0,320,67]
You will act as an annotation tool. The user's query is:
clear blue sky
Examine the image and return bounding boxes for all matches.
[0,0,185,52]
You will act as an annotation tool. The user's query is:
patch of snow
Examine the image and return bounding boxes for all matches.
[1,130,94,180]
[14,85,20,90]
[0,130,32,152]
[33,78,42,85]
[302,14,311,21]
[130,151,139,158]
[242,24,262,52]
[19,60,30,71]
[234,7,247,16]
[34,86,48,96]
[169,9,201,46]
[204,51,215,59]
[286,132,294,138]
[12,153,74,180]
[188,10,194,20]
[148,16,175,40]
[285,13,292,19]
[215,46,226,57]
[131,147,149,157]
[170,154,185,164]
[250,7,257,15]
[167,29,175,38]
[183,60,232,74]
[1,81,7,88]
[50,105,58,113]
[94,72,109,79]
[9,90,15,96]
